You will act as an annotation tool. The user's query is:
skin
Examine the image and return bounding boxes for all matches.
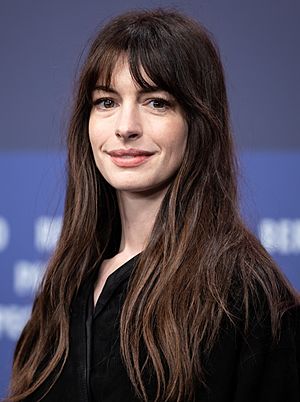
[88,56,188,304]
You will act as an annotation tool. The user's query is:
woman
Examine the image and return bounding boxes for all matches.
[8,9,299,402]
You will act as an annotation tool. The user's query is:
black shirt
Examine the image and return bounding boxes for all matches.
[27,254,300,402]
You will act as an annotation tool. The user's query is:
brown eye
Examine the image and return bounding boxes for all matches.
[94,98,116,109]
[149,98,170,109]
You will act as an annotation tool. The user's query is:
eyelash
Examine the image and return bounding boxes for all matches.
[92,97,172,110]
[93,98,115,109]
[148,98,172,110]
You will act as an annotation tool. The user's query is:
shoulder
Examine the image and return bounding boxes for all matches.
[233,277,300,388]
[224,261,300,360]
[202,299,300,401]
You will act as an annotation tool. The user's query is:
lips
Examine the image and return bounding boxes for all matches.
[108,148,154,157]
[107,148,155,167]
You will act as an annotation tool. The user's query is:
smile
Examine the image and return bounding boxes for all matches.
[107,148,155,168]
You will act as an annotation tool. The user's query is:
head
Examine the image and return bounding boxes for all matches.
[69,8,235,217]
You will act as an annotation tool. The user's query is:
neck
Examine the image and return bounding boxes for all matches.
[116,188,167,257]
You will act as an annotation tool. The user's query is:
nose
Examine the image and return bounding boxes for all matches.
[115,103,142,141]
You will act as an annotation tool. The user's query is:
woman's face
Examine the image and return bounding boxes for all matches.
[89,56,188,195]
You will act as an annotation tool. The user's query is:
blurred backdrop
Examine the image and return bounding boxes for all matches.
[0,0,299,397]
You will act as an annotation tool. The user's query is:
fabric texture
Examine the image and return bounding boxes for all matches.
[25,254,300,402]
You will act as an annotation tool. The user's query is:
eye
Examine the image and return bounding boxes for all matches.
[148,98,171,110]
[93,98,116,109]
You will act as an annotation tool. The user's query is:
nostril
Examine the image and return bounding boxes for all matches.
[128,133,140,139]
[115,129,142,139]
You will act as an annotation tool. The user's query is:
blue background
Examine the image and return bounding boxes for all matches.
[0,0,299,397]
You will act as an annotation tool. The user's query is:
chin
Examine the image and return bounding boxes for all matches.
[111,180,171,196]
[113,184,154,193]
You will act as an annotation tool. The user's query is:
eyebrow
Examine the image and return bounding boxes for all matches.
[93,84,164,95]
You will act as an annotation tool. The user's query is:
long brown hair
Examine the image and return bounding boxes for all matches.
[9,9,299,402]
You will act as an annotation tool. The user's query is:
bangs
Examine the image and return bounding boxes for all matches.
[86,19,189,103]
[90,49,178,96]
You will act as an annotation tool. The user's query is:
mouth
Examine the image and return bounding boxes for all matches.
[107,148,155,167]
[108,148,154,157]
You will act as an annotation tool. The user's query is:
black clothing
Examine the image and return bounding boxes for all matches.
[27,255,300,402]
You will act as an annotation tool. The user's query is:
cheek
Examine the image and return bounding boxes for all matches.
[167,123,188,162]
[88,115,105,151]
[88,117,96,146]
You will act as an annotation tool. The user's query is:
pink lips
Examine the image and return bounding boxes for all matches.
[107,148,154,167]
